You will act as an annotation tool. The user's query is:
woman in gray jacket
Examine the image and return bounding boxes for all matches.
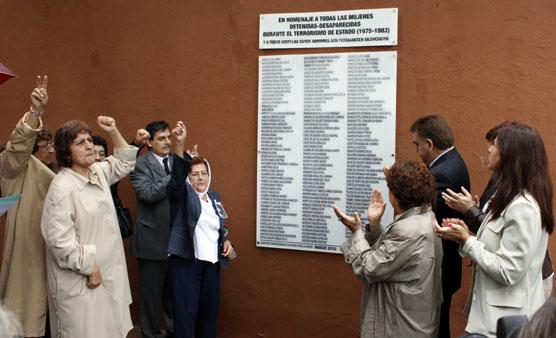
[333,160,442,338]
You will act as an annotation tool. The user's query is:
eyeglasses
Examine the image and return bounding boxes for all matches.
[36,142,54,149]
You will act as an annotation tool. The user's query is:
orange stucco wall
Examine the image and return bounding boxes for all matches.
[1,1,555,337]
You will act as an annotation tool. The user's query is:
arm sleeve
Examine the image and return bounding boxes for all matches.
[0,112,42,179]
[341,226,420,283]
[97,146,139,185]
[463,206,486,234]
[460,199,542,286]
[41,182,96,275]
[170,154,192,202]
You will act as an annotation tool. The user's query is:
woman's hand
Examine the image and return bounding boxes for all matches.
[97,116,117,133]
[222,240,233,257]
[433,218,472,244]
[367,189,386,226]
[332,205,362,233]
[171,121,187,157]
[98,115,129,149]
[441,187,477,214]
[86,264,103,289]
[171,121,187,144]
[30,75,48,114]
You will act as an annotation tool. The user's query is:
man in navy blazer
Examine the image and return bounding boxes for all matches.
[130,120,175,338]
[410,115,470,338]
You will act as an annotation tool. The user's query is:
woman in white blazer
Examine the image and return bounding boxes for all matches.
[434,122,553,338]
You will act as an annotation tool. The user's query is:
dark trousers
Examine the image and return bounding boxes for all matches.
[168,255,221,338]
[138,258,174,338]
[439,292,453,338]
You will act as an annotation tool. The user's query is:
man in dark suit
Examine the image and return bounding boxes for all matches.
[130,120,174,338]
[410,115,470,338]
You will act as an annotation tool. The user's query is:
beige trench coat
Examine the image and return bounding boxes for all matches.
[0,114,55,337]
[41,147,137,338]
[342,206,443,338]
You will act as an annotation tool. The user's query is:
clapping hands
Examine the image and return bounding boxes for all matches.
[433,218,471,244]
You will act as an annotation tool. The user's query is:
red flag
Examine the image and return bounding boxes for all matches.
[0,63,16,86]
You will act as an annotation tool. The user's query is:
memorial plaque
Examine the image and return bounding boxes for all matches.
[260,8,398,49]
[257,51,397,253]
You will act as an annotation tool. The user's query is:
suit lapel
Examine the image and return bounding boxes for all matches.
[147,151,168,179]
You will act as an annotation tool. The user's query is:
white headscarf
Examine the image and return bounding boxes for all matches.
[186,158,212,199]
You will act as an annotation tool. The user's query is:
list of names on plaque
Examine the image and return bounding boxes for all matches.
[257,51,396,253]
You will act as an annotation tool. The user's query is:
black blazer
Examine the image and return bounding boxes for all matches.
[168,154,229,267]
[429,148,470,295]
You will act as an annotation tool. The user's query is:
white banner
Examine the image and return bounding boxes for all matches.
[257,51,397,253]
[259,8,398,49]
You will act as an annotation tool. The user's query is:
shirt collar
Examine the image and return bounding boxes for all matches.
[151,152,170,168]
[61,166,102,190]
[428,146,454,168]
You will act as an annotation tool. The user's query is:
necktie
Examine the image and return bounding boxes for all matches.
[163,157,170,175]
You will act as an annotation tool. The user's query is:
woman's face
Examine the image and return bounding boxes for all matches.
[487,138,501,171]
[34,138,55,166]
[70,132,96,170]
[188,163,209,193]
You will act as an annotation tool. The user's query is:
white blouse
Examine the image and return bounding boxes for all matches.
[194,195,220,263]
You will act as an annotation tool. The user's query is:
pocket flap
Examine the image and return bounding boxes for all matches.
[486,220,505,234]
[486,290,525,308]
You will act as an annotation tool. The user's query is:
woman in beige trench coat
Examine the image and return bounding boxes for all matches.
[0,76,55,337]
[41,116,138,338]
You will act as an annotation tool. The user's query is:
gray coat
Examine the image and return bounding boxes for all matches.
[130,151,173,260]
[342,206,443,338]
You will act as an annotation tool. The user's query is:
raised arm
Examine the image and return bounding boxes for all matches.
[95,116,138,185]
[170,121,191,201]
[97,116,127,149]
[0,76,48,178]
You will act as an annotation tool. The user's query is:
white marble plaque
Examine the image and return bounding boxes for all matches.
[257,51,397,253]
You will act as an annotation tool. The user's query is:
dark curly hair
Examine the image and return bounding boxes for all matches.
[54,120,91,167]
[386,160,436,211]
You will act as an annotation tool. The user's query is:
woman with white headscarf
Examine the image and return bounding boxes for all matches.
[167,122,234,338]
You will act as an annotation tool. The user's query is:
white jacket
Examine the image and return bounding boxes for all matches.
[461,192,548,337]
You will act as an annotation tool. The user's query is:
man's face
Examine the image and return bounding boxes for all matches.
[93,145,106,162]
[33,138,55,166]
[147,128,172,157]
[411,132,433,165]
